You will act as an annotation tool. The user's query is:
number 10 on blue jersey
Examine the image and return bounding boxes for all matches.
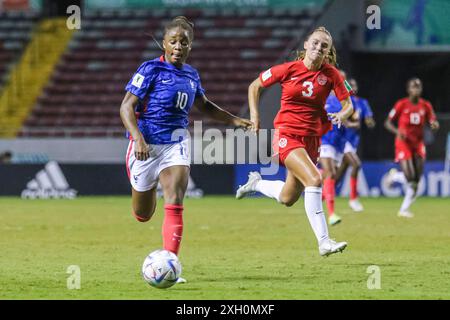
[176,91,188,109]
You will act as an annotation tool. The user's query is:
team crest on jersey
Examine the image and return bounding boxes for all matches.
[279,138,287,148]
[317,74,327,86]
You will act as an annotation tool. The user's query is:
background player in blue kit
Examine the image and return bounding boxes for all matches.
[119,16,252,278]
[319,92,348,225]
[335,78,376,212]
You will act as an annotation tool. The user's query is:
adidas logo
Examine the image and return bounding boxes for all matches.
[157,175,203,198]
[21,161,78,199]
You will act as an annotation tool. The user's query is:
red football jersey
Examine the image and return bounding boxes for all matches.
[388,97,436,145]
[259,60,350,136]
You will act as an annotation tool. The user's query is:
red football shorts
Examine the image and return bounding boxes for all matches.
[395,138,426,162]
[272,130,321,165]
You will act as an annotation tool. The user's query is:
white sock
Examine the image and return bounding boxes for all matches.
[255,180,284,202]
[304,186,329,244]
[400,182,417,212]
[392,171,407,184]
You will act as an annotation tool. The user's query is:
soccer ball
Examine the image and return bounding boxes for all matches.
[142,249,182,289]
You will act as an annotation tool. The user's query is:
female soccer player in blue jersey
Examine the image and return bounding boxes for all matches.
[120,17,252,267]
[319,92,348,226]
[335,78,375,212]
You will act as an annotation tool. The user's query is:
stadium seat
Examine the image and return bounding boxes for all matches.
[17,7,323,137]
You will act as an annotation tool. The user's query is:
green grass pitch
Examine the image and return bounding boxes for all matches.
[1,196,450,300]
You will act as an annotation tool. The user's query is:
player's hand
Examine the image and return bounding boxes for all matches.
[365,117,376,129]
[327,112,343,128]
[396,130,406,140]
[232,117,253,131]
[430,120,439,131]
[134,138,151,161]
[250,116,260,133]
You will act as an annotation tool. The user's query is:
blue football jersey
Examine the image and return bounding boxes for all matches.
[322,95,346,152]
[125,56,205,144]
[344,96,374,148]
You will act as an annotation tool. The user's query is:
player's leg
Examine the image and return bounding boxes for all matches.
[334,155,350,183]
[278,170,304,206]
[126,140,159,222]
[319,156,339,223]
[411,154,424,197]
[236,170,284,202]
[345,151,364,212]
[399,158,416,182]
[413,154,424,185]
[159,165,189,256]
[236,131,303,204]
[398,158,417,217]
[284,147,347,256]
[236,168,304,206]
[131,187,157,222]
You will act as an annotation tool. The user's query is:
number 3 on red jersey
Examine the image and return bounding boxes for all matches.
[302,81,314,97]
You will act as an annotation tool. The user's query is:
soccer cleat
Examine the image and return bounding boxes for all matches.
[328,214,342,226]
[235,171,261,199]
[176,277,187,284]
[385,168,399,187]
[398,210,414,218]
[319,238,348,257]
[349,199,364,212]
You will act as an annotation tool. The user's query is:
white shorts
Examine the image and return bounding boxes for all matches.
[125,138,191,192]
[320,144,343,163]
[344,141,357,154]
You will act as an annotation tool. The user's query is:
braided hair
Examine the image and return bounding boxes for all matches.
[164,16,194,42]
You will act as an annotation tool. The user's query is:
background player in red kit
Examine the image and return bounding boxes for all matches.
[385,78,439,218]
[236,27,354,256]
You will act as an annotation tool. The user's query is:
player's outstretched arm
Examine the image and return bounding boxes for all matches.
[344,110,360,129]
[328,96,354,127]
[119,92,151,161]
[193,95,252,130]
[248,77,264,133]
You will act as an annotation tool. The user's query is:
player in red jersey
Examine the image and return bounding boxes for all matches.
[236,27,354,256]
[384,78,439,218]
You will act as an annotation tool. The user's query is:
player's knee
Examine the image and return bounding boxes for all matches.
[133,213,151,222]
[279,195,298,207]
[309,174,322,187]
[132,208,155,223]
[164,191,185,205]
[282,199,297,207]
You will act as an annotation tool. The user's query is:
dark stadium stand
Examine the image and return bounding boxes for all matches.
[0,11,38,90]
[16,7,322,137]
